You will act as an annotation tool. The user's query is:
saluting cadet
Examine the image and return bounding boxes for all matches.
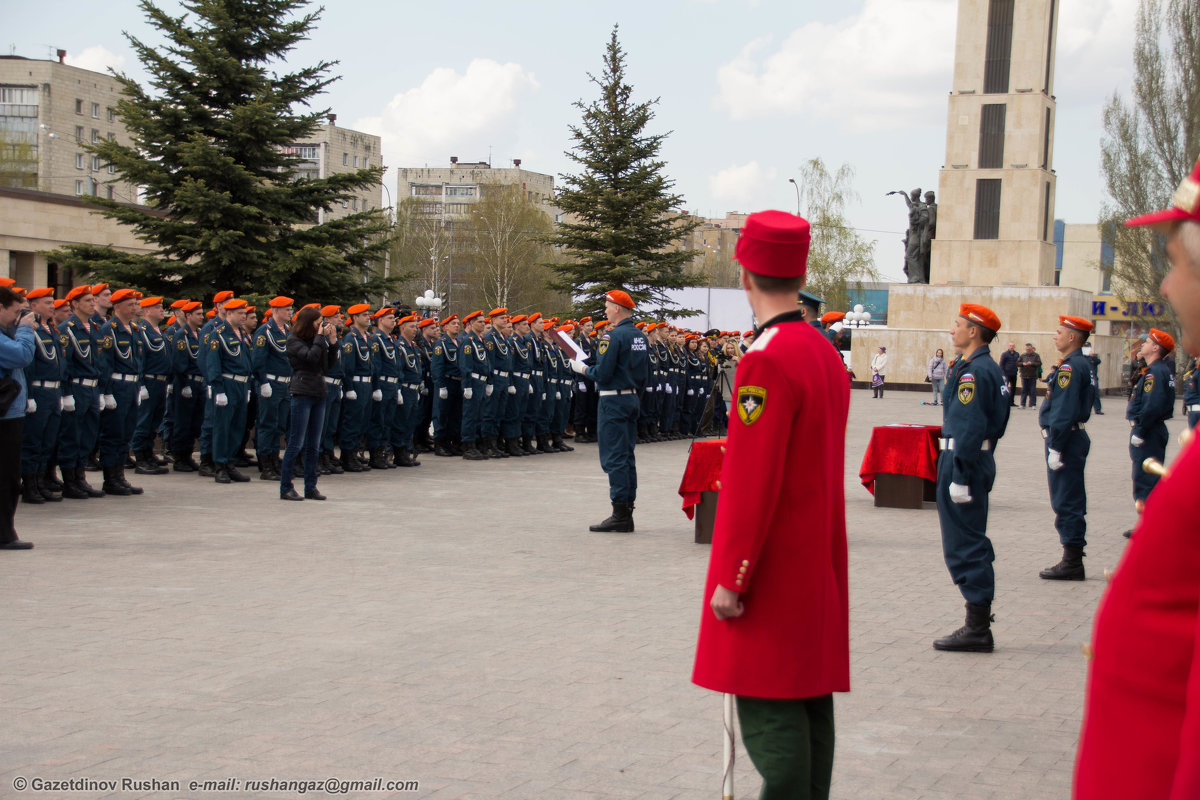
[203,298,253,483]
[415,318,438,452]
[458,311,490,460]
[933,303,1011,652]
[367,307,401,469]
[572,317,598,443]
[253,296,294,481]
[58,286,105,499]
[19,288,64,504]
[506,315,533,457]
[431,314,462,457]
[197,290,234,477]
[1127,328,1176,518]
[168,301,205,471]
[97,289,145,496]
[1183,356,1200,428]
[569,289,648,532]
[130,297,172,475]
[392,314,424,467]
[338,304,376,472]
[482,308,512,458]
[317,306,345,475]
[1038,316,1097,581]
[692,210,850,800]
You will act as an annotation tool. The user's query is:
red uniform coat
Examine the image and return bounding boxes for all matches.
[1074,438,1200,799]
[692,315,851,698]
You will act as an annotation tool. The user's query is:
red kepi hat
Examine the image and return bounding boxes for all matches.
[1126,154,1200,231]
[734,210,812,279]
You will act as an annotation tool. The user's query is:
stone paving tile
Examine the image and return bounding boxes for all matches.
[0,388,1169,798]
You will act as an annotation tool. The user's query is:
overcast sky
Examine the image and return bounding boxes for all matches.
[6,0,1140,282]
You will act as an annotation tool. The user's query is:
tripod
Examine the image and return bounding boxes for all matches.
[692,366,734,443]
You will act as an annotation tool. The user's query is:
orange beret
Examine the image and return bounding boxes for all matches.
[53,298,68,309]
[372,307,395,320]
[959,303,1001,333]
[26,288,54,300]
[1148,328,1175,352]
[526,312,541,324]
[594,320,609,330]
[182,301,203,312]
[320,305,341,317]
[397,314,418,325]
[1058,315,1094,333]
[213,290,234,304]
[268,296,294,308]
[543,320,555,330]
[509,314,528,324]
[440,314,458,324]
[223,298,248,310]
[418,318,436,328]
[743,331,754,337]
[579,316,592,323]
[139,296,163,307]
[90,283,109,295]
[605,289,634,309]
[0,277,13,287]
[206,309,216,318]
[463,310,483,323]
[557,323,575,333]
[245,306,256,313]
[169,299,189,310]
[634,321,646,329]
[110,288,138,303]
[347,304,370,316]
[301,302,320,311]
[820,312,845,324]
[488,307,508,318]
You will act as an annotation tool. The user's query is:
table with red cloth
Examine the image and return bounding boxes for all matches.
[678,439,726,542]
[859,424,941,508]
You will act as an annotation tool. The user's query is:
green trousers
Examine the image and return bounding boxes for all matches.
[736,693,835,800]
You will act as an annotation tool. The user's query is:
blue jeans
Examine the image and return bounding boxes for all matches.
[931,378,944,402]
[280,394,326,494]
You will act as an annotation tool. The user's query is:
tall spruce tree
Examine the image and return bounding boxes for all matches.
[45,0,398,304]
[548,26,702,318]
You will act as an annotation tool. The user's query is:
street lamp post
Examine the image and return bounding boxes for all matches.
[787,178,801,216]
[415,289,443,319]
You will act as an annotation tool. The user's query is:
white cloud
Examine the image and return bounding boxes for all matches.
[1055,0,1139,100]
[709,161,778,208]
[65,45,126,75]
[713,0,956,130]
[353,59,539,176]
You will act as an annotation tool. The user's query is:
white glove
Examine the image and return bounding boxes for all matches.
[397,391,404,406]
[345,390,358,401]
[420,384,429,396]
[439,387,448,400]
[96,393,104,411]
[555,391,561,400]
[569,358,587,374]
[577,382,587,392]
[181,386,193,398]
[372,389,383,402]
[540,393,546,401]
[260,383,272,398]
[103,394,117,410]
[25,398,36,414]
[215,392,228,407]
[528,385,534,395]
[687,389,695,396]
[1047,449,1064,471]
[665,385,672,395]
[949,482,972,504]
[1131,433,1144,447]
[463,387,473,400]
[62,395,75,412]
[657,384,663,392]
[245,390,250,403]
[138,386,149,402]
[485,384,494,397]
[507,385,516,395]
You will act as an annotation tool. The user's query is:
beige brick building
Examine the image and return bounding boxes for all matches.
[285,115,383,223]
[395,158,558,221]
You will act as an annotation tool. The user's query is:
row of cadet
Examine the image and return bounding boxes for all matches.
[3,279,755,501]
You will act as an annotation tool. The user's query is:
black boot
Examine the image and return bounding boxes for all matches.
[76,467,105,498]
[326,451,344,474]
[226,464,251,483]
[1039,546,1086,581]
[135,450,168,475]
[369,448,390,470]
[60,467,89,500]
[341,450,365,473]
[102,466,133,496]
[462,442,486,461]
[589,502,635,533]
[506,437,524,457]
[117,467,143,495]
[42,465,64,492]
[235,450,257,468]
[552,433,574,452]
[521,435,538,455]
[449,439,464,456]
[434,439,453,457]
[485,436,504,458]
[536,434,552,454]
[214,463,232,484]
[172,450,199,472]
[21,475,44,505]
[36,474,62,502]
[933,602,994,653]
[260,454,281,480]
[198,453,216,478]
[317,452,332,475]
[395,447,420,467]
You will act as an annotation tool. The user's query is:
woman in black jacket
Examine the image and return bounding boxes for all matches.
[280,307,337,501]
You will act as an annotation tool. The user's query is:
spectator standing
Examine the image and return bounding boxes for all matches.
[1017,343,1042,408]
[927,348,948,405]
[999,341,1019,405]
[1083,343,1103,414]
[279,307,337,501]
[870,346,888,398]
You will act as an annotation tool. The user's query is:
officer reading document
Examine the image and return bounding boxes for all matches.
[691,210,851,800]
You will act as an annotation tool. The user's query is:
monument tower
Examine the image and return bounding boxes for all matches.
[852,0,1120,388]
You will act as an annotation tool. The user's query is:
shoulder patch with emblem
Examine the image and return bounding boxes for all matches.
[102,336,114,349]
[737,385,767,425]
[256,335,266,347]
[463,344,472,355]
[957,375,976,405]
[210,339,219,351]
[371,342,380,352]
[59,335,69,348]
[1057,366,1072,389]
[1144,375,1155,393]
[485,340,494,351]
[598,339,610,355]
[177,339,186,350]
[434,346,442,356]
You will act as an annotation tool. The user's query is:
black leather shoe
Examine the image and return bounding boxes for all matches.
[304,489,326,501]
[0,539,34,550]
[589,502,635,533]
[214,465,232,484]
[1039,546,1085,581]
[226,465,251,483]
[933,603,994,652]
[280,488,303,501]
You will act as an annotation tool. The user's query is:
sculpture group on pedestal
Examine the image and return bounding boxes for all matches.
[888,188,937,284]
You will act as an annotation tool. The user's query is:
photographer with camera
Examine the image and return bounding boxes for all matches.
[0,285,38,550]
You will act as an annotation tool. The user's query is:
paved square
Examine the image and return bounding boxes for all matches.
[1,389,1164,798]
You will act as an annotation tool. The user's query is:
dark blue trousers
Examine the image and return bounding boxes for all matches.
[1130,423,1168,502]
[460,379,486,444]
[321,382,342,453]
[598,394,639,503]
[99,383,139,468]
[1046,431,1089,548]
[168,378,205,454]
[212,385,249,465]
[256,383,290,457]
[20,387,61,474]
[433,380,461,440]
[936,449,997,606]
[131,378,169,453]
[59,382,100,469]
